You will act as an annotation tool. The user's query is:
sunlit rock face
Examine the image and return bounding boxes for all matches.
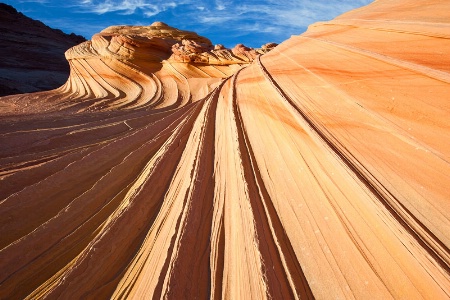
[0,21,270,114]
[1,0,449,299]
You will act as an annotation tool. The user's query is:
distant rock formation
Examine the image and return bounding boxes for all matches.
[0,3,85,96]
[80,21,271,65]
[0,1,449,299]
[0,21,276,113]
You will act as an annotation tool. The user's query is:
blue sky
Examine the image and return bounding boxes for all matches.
[4,0,372,48]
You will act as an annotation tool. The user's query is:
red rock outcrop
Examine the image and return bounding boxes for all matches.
[0,21,268,113]
[0,0,449,299]
[0,3,85,96]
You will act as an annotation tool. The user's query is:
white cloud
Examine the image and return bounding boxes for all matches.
[198,15,236,24]
[25,0,373,47]
[75,0,179,16]
[72,0,372,29]
[215,0,231,11]
[187,0,373,46]
[233,0,372,29]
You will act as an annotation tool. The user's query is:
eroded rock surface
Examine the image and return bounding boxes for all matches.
[0,21,271,114]
[0,3,85,96]
[0,0,449,299]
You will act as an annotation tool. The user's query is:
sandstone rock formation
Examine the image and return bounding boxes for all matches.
[0,3,85,96]
[0,21,268,114]
[0,0,449,299]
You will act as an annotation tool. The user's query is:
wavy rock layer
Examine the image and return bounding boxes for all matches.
[1,0,449,299]
[0,21,272,115]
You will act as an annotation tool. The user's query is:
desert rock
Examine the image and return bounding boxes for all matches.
[0,3,85,96]
[0,0,449,299]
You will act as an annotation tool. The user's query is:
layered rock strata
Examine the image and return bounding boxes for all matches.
[0,21,272,113]
[0,3,85,96]
[0,0,449,299]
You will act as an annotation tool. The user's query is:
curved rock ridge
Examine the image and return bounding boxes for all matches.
[1,22,273,113]
[1,0,450,299]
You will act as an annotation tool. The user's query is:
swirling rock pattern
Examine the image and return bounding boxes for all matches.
[1,0,449,299]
